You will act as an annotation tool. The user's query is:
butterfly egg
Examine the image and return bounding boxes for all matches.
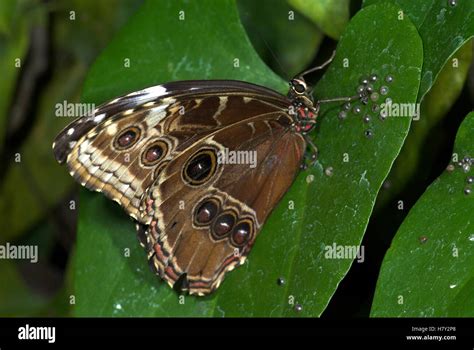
[277,277,286,286]
[380,86,389,95]
[446,164,455,172]
[370,92,379,102]
[352,105,362,114]
[369,74,378,82]
[360,77,369,85]
[385,75,394,83]
[294,304,303,312]
[448,0,457,7]
[324,166,334,177]
[419,235,428,244]
[306,174,315,183]
[464,188,472,195]
[338,111,348,120]
[364,129,374,138]
[467,176,474,184]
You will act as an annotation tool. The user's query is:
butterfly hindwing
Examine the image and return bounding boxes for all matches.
[140,112,305,295]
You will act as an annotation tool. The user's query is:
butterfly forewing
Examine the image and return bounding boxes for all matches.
[53,80,305,295]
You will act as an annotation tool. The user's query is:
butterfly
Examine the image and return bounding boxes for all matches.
[53,53,360,295]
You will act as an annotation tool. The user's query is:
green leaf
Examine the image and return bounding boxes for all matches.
[375,39,472,209]
[237,0,323,79]
[363,0,474,101]
[371,112,474,317]
[287,0,350,39]
[75,0,422,316]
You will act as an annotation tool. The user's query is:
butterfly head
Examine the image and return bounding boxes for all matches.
[289,77,312,100]
[288,78,319,134]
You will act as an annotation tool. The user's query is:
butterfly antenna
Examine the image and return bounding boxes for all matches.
[297,50,336,79]
[297,51,364,105]
[258,34,290,79]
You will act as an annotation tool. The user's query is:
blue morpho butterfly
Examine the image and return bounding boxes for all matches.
[52,52,364,295]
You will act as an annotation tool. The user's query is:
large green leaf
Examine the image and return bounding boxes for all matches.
[371,112,474,317]
[287,0,350,39]
[363,0,474,209]
[363,0,474,102]
[74,0,422,316]
[375,40,472,209]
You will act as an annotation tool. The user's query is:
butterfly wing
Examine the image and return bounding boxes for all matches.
[138,112,305,295]
[53,80,290,221]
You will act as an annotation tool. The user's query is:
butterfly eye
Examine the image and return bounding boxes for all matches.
[183,148,218,186]
[195,199,219,226]
[142,141,167,166]
[212,212,236,239]
[291,79,307,95]
[231,221,253,247]
[114,127,141,150]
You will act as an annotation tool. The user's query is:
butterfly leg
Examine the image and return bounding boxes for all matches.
[300,134,318,170]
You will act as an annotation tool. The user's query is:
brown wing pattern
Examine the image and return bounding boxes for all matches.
[54,82,289,221]
[53,80,304,295]
[138,113,305,295]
